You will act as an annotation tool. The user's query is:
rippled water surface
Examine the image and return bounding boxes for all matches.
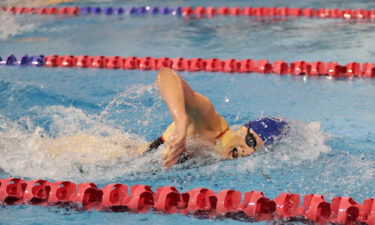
[0,0,375,224]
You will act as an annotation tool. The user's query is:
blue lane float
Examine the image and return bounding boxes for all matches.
[79,6,183,16]
[0,55,45,67]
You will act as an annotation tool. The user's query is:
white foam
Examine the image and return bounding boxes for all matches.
[0,107,334,183]
[0,107,158,180]
[239,119,332,171]
[0,83,174,182]
[99,83,163,128]
[0,11,36,41]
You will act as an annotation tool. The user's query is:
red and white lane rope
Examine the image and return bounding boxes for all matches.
[2,54,374,78]
[0,177,374,224]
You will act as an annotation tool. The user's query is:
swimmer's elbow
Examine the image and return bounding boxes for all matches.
[158,67,173,74]
[157,68,174,80]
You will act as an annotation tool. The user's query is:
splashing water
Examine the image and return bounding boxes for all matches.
[0,84,167,182]
[0,11,37,41]
[0,116,332,184]
[100,84,163,127]
[239,120,332,172]
[0,83,333,184]
[0,106,148,182]
[99,83,169,137]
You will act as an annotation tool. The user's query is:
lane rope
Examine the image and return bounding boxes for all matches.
[0,177,374,224]
[1,54,374,78]
[1,6,375,21]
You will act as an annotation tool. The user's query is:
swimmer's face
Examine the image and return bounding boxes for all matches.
[226,126,264,159]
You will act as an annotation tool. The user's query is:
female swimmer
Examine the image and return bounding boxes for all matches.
[35,68,289,169]
[145,68,289,168]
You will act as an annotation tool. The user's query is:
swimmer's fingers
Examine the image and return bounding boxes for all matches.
[162,132,186,168]
[162,138,185,160]
[164,156,178,169]
[163,145,184,162]
[162,144,174,160]
[164,151,182,168]
[162,146,171,161]
[163,147,185,164]
[163,146,185,169]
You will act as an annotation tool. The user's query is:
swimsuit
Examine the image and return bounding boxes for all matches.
[145,136,191,164]
[146,136,165,153]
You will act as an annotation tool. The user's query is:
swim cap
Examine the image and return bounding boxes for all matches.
[244,117,289,145]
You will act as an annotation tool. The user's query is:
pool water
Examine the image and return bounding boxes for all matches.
[0,0,375,224]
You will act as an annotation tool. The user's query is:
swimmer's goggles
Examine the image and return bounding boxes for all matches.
[231,124,257,158]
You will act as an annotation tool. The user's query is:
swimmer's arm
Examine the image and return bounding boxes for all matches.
[157,68,223,168]
[157,68,189,168]
[157,68,189,131]
[157,68,221,126]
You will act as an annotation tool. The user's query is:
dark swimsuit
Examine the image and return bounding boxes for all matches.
[145,127,229,164]
[145,136,190,164]
[146,136,166,153]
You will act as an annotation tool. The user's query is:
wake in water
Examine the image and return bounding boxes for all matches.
[0,112,332,183]
[0,106,148,181]
[0,84,165,182]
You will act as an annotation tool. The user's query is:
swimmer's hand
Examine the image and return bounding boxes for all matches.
[163,120,188,169]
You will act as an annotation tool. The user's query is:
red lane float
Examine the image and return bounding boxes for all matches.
[1,177,375,225]
[182,188,215,215]
[100,183,128,212]
[182,6,375,21]
[0,178,26,205]
[1,6,79,15]
[48,181,76,205]
[41,54,375,78]
[72,182,103,210]
[241,191,276,221]
[23,179,50,205]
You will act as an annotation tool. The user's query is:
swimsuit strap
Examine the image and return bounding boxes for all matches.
[215,127,230,139]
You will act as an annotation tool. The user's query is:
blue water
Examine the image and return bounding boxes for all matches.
[0,0,375,224]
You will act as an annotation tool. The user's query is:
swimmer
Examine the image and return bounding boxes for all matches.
[35,68,289,168]
[146,68,289,168]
